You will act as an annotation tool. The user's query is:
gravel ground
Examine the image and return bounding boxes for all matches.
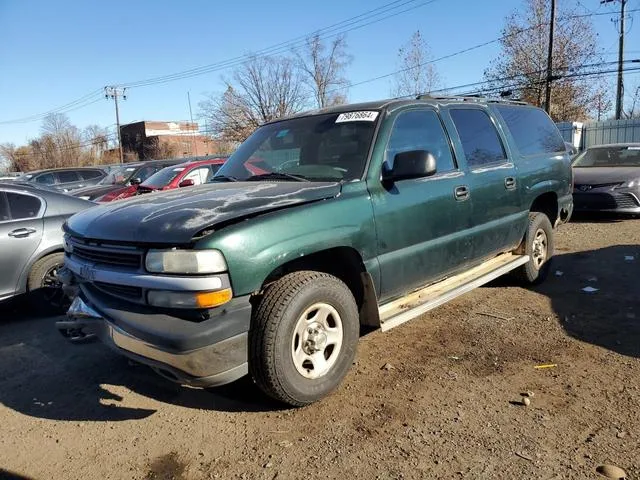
[0,216,638,480]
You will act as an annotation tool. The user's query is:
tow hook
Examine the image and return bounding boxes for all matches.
[55,297,101,344]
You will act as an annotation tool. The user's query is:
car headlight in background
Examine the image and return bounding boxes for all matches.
[145,249,227,274]
[147,289,232,309]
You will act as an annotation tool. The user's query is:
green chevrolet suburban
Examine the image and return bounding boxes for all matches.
[57,96,573,406]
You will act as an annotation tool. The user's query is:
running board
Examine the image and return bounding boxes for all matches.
[379,254,529,332]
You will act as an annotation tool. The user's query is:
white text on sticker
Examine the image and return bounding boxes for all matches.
[336,111,379,123]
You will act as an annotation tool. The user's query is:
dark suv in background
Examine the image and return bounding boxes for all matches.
[71,159,184,202]
[17,167,106,192]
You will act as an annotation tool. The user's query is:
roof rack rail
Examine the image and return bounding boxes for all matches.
[416,94,528,106]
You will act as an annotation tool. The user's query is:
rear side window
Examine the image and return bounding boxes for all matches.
[0,193,10,221]
[385,109,456,173]
[57,171,80,183]
[80,170,104,180]
[35,173,55,185]
[7,192,41,219]
[496,105,565,155]
[449,109,507,167]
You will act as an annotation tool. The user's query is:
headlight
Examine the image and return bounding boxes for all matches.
[145,249,227,274]
[147,288,232,309]
[615,179,639,189]
[63,235,73,253]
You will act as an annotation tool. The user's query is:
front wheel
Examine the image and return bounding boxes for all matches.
[512,212,555,285]
[249,271,359,407]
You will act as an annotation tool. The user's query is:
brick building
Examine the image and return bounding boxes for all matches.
[120,121,215,160]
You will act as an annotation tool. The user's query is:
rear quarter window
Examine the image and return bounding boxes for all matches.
[80,170,104,180]
[495,105,565,156]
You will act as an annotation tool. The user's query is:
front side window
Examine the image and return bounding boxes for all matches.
[182,166,211,185]
[80,170,104,180]
[495,105,565,155]
[7,192,41,219]
[385,109,456,173]
[214,112,379,182]
[35,173,55,185]
[99,166,137,185]
[449,109,507,167]
[57,171,80,183]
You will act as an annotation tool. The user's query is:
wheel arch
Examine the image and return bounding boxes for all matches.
[18,246,65,294]
[529,191,559,226]
[257,246,381,329]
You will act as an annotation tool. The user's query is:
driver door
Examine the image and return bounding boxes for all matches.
[369,108,473,301]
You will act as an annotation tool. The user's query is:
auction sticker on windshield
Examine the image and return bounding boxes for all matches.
[335,111,379,123]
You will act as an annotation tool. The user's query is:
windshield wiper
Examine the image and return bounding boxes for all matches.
[246,172,309,182]
[209,174,239,182]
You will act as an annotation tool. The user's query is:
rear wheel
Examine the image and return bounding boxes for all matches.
[28,253,69,314]
[249,271,359,407]
[513,212,554,285]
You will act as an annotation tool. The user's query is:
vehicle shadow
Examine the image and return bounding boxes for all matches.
[488,244,640,358]
[535,244,640,358]
[569,211,635,224]
[0,306,283,422]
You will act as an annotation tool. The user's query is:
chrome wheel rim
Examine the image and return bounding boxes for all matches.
[291,303,343,379]
[532,228,548,270]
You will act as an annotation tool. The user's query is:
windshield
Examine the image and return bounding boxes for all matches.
[573,146,640,168]
[99,165,138,185]
[213,111,379,182]
[141,166,186,187]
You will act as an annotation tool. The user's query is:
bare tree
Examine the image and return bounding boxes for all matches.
[200,55,308,143]
[625,82,640,119]
[484,0,603,121]
[391,31,441,98]
[296,33,351,108]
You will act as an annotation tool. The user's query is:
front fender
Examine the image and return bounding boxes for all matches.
[197,184,377,296]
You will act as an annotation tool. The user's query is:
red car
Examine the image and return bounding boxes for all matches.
[137,158,228,194]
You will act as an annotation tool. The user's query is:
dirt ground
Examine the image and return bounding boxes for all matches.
[0,215,639,480]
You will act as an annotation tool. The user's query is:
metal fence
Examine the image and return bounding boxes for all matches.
[557,119,640,150]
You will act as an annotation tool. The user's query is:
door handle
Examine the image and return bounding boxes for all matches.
[454,185,470,201]
[8,228,36,238]
[504,177,517,190]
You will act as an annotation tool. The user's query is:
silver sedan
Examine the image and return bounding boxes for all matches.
[572,143,640,214]
[0,182,93,312]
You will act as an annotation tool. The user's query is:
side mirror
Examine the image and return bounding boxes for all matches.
[179,178,195,188]
[129,177,142,186]
[383,150,437,182]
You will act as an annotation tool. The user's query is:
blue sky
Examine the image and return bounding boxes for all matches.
[1,0,639,145]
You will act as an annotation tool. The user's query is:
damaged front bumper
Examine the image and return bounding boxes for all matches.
[56,282,251,388]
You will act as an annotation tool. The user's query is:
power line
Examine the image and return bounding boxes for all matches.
[119,0,440,89]
[0,89,104,125]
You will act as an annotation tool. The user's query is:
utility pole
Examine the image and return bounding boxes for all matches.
[544,0,556,114]
[105,86,127,163]
[187,91,198,157]
[602,0,626,120]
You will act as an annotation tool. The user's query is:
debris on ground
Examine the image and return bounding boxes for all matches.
[624,255,635,262]
[555,270,564,276]
[596,464,627,479]
[582,286,599,293]
[476,311,514,321]
[521,397,531,406]
[534,364,557,369]
[381,363,394,371]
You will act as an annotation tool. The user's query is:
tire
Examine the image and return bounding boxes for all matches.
[27,252,69,315]
[512,212,555,285]
[249,271,359,407]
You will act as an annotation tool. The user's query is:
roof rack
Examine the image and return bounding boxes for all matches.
[416,94,528,106]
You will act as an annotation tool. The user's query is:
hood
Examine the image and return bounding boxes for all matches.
[71,183,124,200]
[573,167,640,185]
[65,181,341,244]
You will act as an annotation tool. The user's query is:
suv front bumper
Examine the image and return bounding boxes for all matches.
[56,292,251,388]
